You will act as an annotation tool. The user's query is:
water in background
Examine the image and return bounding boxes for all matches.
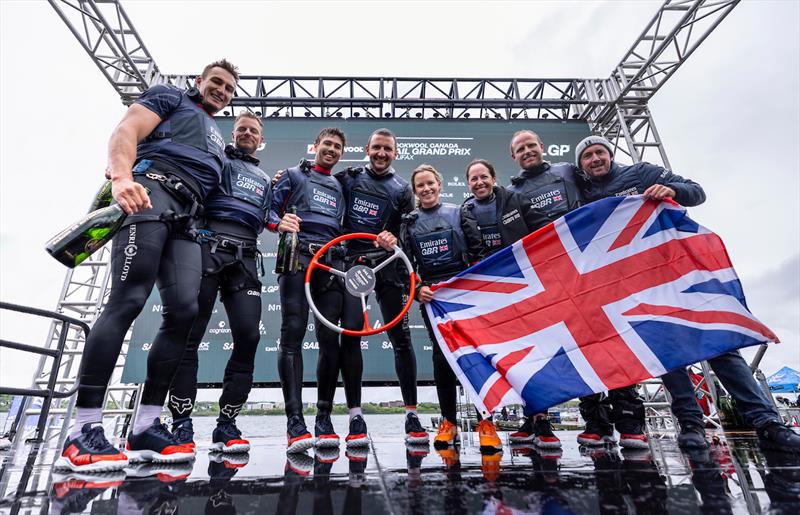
[189,413,434,439]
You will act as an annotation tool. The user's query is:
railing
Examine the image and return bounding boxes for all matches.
[0,302,90,443]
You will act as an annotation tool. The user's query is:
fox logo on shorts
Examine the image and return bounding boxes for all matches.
[220,403,244,419]
[169,395,194,416]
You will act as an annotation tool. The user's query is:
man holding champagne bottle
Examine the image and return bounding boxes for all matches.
[166,111,272,455]
[55,59,239,473]
[269,128,349,453]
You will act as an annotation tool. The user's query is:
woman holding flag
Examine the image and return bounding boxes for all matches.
[459,159,555,450]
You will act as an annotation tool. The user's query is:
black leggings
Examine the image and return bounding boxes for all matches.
[341,263,417,408]
[168,245,262,422]
[421,305,458,424]
[278,267,343,417]
[77,221,202,408]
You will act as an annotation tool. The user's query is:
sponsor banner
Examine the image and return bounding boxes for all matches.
[122,119,590,385]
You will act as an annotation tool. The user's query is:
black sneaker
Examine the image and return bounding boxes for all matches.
[509,417,535,443]
[532,415,562,449]
[405,413,429,444]
[345,415,369,447]
[757,422,800,453]
[211,420,250,453]
[315,413,340,448]
[171,418,195,450]
[286,414,315,454]
[677,421,708,450]
[125,418,195,463]
[54,423,128,472]
[577,420,617,446]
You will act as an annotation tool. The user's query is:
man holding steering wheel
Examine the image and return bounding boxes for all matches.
[336,128,428,445]
[270,127,400,453]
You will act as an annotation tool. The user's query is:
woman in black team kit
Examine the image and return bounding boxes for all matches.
[270,128,348,453]
[460,159,552,451]
[400,165,472,449]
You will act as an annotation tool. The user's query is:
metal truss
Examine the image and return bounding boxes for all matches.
[198,76,594,122]
[8,246,138,451]
[588,0,741,167]
[47,0,161,104]
[39,0,760,437]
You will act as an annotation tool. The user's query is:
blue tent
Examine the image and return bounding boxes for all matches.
[767,366,800,393]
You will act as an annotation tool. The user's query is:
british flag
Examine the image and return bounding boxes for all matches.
[425,195,778,415]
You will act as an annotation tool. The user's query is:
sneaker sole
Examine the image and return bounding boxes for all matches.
[345,436,370,448]
[125,449,195,463]
[577,436,617,446]
[534,437,562,449]
[287,437,316,454]
[315,437,341,448]
[405,435,430,445]
[508,435,535,443]
[209,442,250,454]
[53,456,128,473]
[619,438,649,449]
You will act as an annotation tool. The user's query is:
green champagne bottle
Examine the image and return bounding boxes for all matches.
[88,180,113,212]
[45,204,128,268]
[275,206,299,274]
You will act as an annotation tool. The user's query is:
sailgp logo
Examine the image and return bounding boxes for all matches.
[120,224,137,282]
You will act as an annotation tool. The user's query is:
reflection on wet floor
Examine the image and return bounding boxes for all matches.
[1,430,799,514]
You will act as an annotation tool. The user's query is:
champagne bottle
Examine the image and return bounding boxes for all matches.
[45,204,128,268]
[88,180,113,212]
[275,206,299,274]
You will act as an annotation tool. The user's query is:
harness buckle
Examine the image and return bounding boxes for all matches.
[145,172,166,182]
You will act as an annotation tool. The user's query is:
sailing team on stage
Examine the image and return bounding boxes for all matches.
[53,58,800,474]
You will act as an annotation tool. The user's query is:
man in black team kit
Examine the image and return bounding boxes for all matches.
[270,128,349,453]
[505,129,586,449]
[166,111,271,454]
[55,60,238,472]
[337,128,429,445]
[576,135,800,453]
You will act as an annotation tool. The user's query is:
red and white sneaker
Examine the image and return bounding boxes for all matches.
[314,413,340,448]
[171,418,195,452]
[210,420,250,453]
[125,418,194,463]
[577,426,617,446]
[286,415,315,454]
[345,415,370,448]
[54,423,128,473]
[509,417,536,443]
[405,413,430,444]
[619,432,649,449]
[532,415,562,449]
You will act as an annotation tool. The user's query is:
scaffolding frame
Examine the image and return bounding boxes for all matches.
[12,0,765,450]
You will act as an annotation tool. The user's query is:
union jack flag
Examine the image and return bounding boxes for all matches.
[425,195,778,415]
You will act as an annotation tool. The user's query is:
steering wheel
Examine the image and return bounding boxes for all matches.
[304,232,416,336]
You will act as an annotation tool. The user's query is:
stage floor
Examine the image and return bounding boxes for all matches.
[1,426,799,514]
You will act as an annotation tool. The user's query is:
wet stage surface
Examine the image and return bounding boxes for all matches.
[1,416,799,514]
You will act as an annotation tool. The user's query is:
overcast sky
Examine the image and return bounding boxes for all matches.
[1,1,798,404]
